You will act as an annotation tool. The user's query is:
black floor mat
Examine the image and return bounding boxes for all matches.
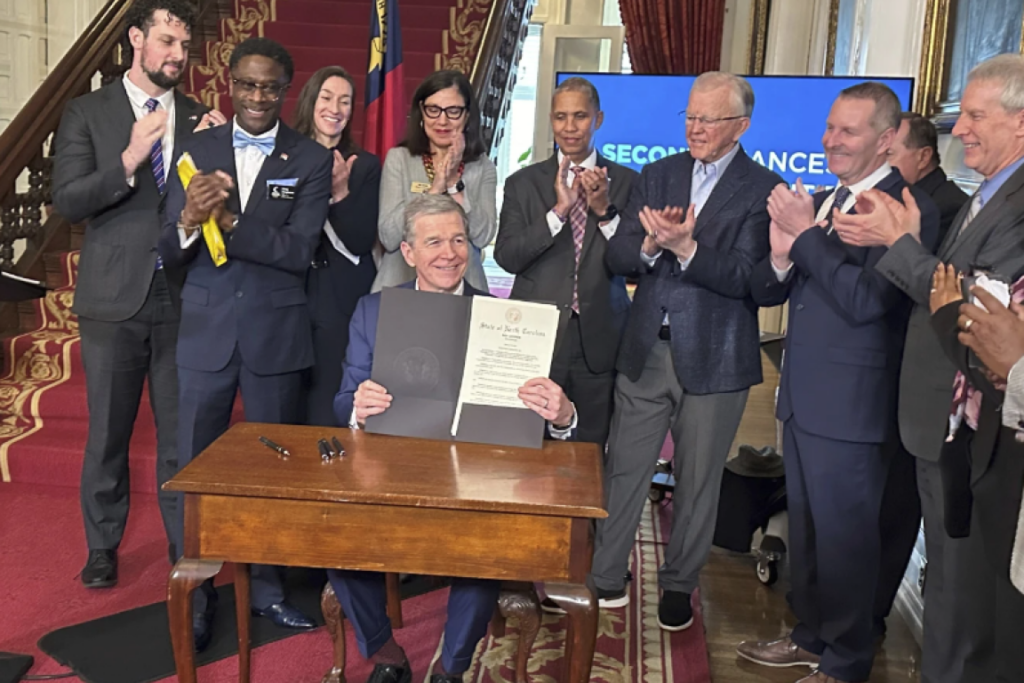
[37,569,441,683]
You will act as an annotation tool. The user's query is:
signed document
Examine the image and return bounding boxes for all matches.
[452,297,559,436]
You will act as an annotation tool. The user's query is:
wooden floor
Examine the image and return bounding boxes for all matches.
[698,353,922,682]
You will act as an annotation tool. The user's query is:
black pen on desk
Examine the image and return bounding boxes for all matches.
[258,436,290,458]
[331,436,345,457]
[317,438,332,462]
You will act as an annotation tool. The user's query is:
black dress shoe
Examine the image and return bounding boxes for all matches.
[366,663,412,683]
[194,590,218,653]
[81,550,117,588]
[252,601,317,630]
[429,675,463,683]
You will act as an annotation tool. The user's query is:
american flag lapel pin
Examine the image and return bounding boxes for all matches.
[188,114,198,121]
[280,152,289,161]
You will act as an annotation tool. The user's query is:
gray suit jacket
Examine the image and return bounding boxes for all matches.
[52,80,208,321]
[876,161,1024,461]
[494,153,637,374]
[372,146,497,293]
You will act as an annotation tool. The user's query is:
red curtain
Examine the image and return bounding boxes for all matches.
[619,0,727,75]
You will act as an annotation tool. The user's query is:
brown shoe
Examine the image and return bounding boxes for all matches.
[736,636,822,668]
[796,672,851,683]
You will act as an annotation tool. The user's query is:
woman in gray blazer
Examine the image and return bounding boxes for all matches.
[373,70,497,292]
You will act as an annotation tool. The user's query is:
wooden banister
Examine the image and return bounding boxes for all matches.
[470,0,536,158]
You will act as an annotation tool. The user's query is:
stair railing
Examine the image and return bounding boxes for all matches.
[0,0,225,341]
[469,0,537,159]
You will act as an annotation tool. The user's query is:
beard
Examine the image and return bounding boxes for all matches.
[144,63,184,89]
[141,47,184,89]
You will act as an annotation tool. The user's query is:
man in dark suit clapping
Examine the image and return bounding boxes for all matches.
[495,77,637,445]
[737,82,940,683]
[160,37,332,651]
[52,0,222,589]
[589,72,783,631]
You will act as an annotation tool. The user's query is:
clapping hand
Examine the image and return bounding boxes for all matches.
[331,150,358,204]
[638,204,696,260]
[181,170,233,228]
[193,110,228,133]
[833,187,921,247]
[767,179,818,238]
[929,263,963,314]
[553,155,577,218]
[580,167,610,218]
[122,109,169,176]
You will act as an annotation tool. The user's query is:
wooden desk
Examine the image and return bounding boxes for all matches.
[164,422,606,683]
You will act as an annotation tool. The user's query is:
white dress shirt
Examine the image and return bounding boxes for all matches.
[122,73,175,186]
[179,119,279,248]
[350,278,578,438]
[772,162,894,281]
[546,149,621,241]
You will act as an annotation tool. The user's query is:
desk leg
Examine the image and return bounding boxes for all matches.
[235,563,251,683]
[168,559,223,683]
[544,579,597,683]
[320,581,347,683]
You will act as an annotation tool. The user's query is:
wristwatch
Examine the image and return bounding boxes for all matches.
[596,204,618,222]
[445,179,466,195]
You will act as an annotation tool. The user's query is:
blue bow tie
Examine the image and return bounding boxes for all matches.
[232,128,275,155]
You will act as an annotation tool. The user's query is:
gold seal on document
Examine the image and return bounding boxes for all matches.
[505,307,522,324]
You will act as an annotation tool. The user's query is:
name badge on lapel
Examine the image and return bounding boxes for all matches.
[410,181,431,194]
[267,178,298,200]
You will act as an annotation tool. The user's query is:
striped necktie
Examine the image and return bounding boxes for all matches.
[956,191,984,239]
[144,98,165,270]
[569,167,587,313]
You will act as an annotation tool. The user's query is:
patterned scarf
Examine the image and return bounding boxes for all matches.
[947,275,1024,440]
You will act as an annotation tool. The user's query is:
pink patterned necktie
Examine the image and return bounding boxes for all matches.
[947,274,1024,439]
[569,166,587,313]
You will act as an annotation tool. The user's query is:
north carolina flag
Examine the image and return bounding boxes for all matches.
[363,0,405,156]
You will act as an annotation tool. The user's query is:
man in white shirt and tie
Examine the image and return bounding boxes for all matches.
[159,36,333,652]
[52,0,224,590]
[495,77,637,446]
[590,72,783,631]
[739,81,940,683]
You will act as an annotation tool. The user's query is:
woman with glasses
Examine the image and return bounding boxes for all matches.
[292,66,381,426]
[373,69,497,292]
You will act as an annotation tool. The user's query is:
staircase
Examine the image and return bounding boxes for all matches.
[0,0,534,491]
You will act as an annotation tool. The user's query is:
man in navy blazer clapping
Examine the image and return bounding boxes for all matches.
[737,82,940,683]
[588,72,783,631]
[160,37,332,651]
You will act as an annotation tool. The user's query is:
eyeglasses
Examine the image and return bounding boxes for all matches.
[231,78,288,101]
[679,111,746,127]
[422,104,467,120]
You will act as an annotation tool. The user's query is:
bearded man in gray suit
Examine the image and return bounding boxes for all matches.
[52,0,222,588]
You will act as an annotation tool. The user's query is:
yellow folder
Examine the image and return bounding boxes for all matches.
[175,153,228,266]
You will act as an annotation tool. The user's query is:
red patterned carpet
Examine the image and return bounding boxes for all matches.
[2,478,708,682]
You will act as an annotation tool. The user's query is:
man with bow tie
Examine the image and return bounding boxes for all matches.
[737,82,939,683]
[159,36,332,652]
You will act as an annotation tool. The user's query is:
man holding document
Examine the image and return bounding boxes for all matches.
[329,194,576,683]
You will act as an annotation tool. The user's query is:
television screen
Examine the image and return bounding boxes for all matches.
[553,73,914,187]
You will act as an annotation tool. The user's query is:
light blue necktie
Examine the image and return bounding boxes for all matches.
[692,162,717,215]
[232,128,275,155]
